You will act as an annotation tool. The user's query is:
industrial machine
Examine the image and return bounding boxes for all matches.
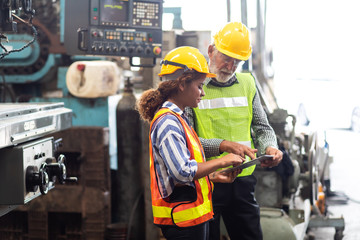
[64,0,163,65]
[0,0,77,218]
[0,102,74,216]
[0,0,163,239]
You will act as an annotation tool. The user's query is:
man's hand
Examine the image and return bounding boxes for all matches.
[260,146,283,168]
[219,140,258,159]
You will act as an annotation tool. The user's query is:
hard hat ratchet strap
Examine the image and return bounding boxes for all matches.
[160,60,191,72]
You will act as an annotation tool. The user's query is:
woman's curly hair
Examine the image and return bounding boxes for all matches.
[136,71,204,123]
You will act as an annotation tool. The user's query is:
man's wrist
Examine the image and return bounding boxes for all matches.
[219,140,226,153]
[201,138,223,157]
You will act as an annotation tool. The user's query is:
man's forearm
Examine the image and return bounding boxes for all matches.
[199,137,223,158]
[251,91,278,154]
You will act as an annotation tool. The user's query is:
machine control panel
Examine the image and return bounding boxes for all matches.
[64,0,163,58]
[0,137,76,205]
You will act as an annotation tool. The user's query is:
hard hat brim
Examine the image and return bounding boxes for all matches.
[159,70,216,78]
[206,72,217,78]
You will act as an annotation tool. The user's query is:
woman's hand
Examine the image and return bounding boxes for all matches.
[209,168,242,183]
[219,153,245,168]
[208,153,244,183]
[195,153,244,181]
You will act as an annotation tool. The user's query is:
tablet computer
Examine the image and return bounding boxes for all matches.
[219,155,274,174]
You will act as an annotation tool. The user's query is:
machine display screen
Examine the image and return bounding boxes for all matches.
[100,0,129,23]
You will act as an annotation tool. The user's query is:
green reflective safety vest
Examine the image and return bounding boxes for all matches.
[193,72,256,177]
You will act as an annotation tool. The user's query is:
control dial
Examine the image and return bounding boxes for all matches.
[120,46,127,53]
[145,47,152,55]
[26,163,49,195]
[136,46,143,54]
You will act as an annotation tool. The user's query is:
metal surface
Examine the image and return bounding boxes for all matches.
[308,216,345,228]
[0,137,55,204]
[0,102,72,149]
[260,208,297,240]
[0,205,18,218]
[0,127,112,239]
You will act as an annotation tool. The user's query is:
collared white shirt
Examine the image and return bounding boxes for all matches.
[151,101,198,198]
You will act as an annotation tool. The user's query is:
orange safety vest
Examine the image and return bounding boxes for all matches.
[149,108,214,227]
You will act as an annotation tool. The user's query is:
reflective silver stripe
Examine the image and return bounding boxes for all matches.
[198,97,248,110]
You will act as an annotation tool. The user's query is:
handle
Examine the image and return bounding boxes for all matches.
[39,162,49,195]
[77,27,88,51]
[46,154,78,184]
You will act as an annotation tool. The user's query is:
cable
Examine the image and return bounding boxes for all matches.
[0,12,37,60]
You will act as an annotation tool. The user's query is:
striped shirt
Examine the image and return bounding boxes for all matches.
[151,101,199,198]
[185,74,278,157]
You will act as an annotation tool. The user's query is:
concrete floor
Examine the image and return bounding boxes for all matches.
[311,129,360,240]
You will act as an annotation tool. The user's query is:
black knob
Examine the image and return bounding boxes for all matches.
[120,46,127,53]
[98,45,103,51]
[26,163,49,195]
[136,46,143,53]
[26,166,39,192]
[145,47,152,55]
[91,45,97,51]
[128,46,134,53]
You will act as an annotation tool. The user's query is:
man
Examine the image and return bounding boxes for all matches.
[186,22,283,240]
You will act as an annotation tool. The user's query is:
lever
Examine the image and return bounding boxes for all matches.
[45,154,78,184]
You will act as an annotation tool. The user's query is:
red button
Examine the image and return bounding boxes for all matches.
[77,64,85,71]
[153,47,161,55]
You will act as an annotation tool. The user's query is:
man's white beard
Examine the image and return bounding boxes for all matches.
[209,61,235,83]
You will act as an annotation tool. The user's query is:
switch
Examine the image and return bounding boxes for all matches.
[153,46,161,55]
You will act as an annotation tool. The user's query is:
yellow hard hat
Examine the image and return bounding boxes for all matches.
[213,22,252,60]
[158,46,216,78]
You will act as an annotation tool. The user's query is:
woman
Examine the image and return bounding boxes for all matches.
[137,46,244,240]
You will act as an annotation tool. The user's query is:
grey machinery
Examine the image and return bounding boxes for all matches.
[0,103,74,217]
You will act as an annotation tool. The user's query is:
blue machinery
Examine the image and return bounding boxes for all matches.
[0,0,163,168]
[0,1,163,237]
